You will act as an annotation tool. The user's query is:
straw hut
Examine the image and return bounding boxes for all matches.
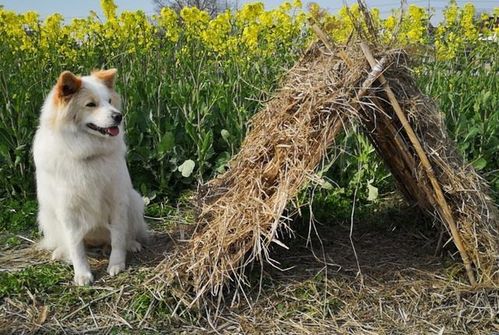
[154,26,498,307]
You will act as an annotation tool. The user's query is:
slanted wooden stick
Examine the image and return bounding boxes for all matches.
[310,22,335,52]
[360,42,477,285]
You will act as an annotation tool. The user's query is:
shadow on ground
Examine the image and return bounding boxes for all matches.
[267,205,445,282]
[210,205,496,335]
[0,205,496,334]
[86,229,176,281]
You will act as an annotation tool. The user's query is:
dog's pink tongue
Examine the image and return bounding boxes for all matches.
[106,126,119,136]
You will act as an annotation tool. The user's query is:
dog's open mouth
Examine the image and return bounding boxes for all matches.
[86,123,120,137]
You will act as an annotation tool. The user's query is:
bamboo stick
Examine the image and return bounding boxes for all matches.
[310,22,335,53]
[359,42,477,285]
[361,98,433,209]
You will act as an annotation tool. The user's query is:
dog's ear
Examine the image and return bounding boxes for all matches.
[55,71,82,100]
[92,68,117,89]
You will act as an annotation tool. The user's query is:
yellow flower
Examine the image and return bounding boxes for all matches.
[460,3,477,40]
[292,0,302,9]
[201,10,234,54]
[443,0,458,26]
[236,2,265,24]
[118,11,156,52]
[180,6,210,37]
[242,24,259,49]
[157,7,180,43]
[279,2,292,12]
[101,0,117,21]
[384,15,396,30]
[405,5,427,44]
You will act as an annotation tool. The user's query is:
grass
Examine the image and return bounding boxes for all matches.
[1,7,497,203]
[417,41,499,198]
[0,199,39,253]
[0,5,497,334]
[0,264,70,297]
[1,200,497,334]
[0,13,303,201]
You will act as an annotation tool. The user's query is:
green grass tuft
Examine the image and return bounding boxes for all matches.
[0,263,71,298]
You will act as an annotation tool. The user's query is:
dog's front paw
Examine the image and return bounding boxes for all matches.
[74,271,94,286]
[52,247,70,262]
[127,240,142,252]
[107,262,126,276]
[51,248,64,260]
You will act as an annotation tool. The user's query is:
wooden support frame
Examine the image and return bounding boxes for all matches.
[359,42,477,285]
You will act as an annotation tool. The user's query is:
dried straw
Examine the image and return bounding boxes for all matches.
[154,34,498,306]
[155,42,364,302]
[357,45,498,284]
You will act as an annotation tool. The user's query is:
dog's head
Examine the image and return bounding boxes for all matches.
[47,69,123,138]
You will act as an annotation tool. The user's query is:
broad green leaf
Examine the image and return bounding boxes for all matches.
[320,179,334,190]
[215,152,230,173]
[473,101,480,113]
[158,131,175,156]
[178,159,195,178]
[482,91,491,104]
[464,127,480,141]
[221,129,230,142]
[472,157,487,171]
[367,182,378,202]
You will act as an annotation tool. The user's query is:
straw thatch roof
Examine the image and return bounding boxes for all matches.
[154,26,498,307]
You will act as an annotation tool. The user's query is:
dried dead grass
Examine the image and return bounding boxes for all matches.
[359,52,498,284]
[154,42,363,303]
[214,218,499,335]
[153,35,498,309]
[2,212,497,334]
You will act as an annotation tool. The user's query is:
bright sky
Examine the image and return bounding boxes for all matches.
[0,0,497,23]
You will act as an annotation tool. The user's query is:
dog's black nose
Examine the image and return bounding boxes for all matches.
[112,112,122,123]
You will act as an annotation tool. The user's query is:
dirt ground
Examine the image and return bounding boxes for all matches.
[1,204,497,334]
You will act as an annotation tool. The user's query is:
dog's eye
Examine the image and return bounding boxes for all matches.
[86,102,96,107]
[108,98,112,103]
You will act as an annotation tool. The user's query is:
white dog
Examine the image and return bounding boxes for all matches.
[33,69,148,285]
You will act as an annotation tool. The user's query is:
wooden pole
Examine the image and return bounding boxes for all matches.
[359,42,477,285]
[309,22,334,52]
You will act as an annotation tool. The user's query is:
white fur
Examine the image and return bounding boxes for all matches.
[33,72,148,286]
